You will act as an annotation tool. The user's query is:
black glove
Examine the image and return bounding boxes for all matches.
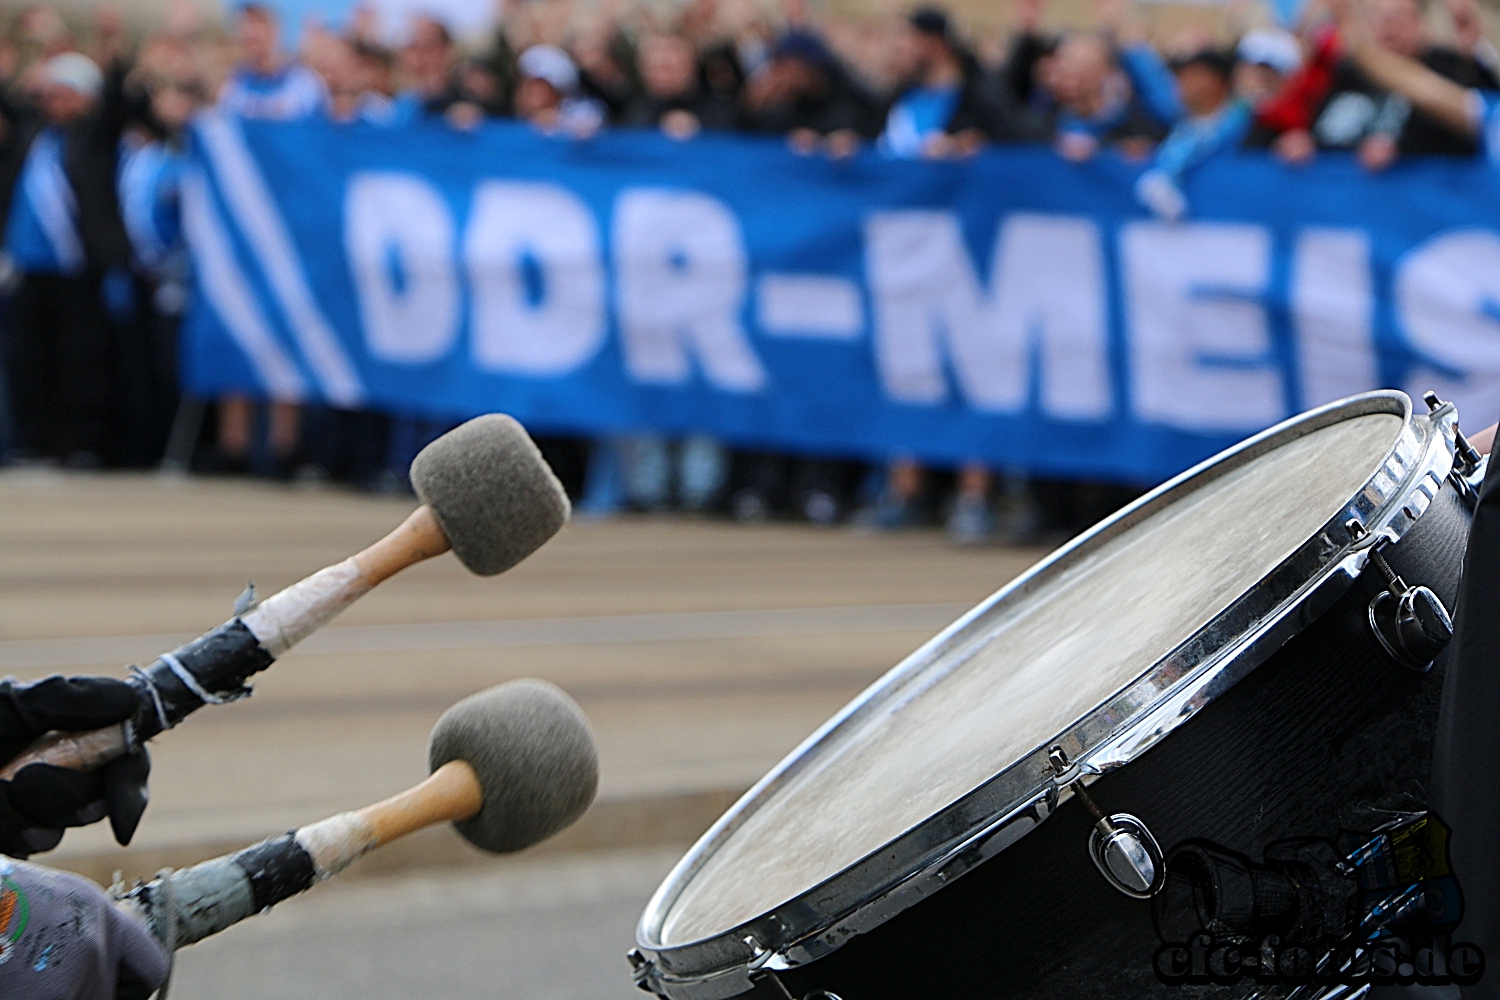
[0,675,150,858]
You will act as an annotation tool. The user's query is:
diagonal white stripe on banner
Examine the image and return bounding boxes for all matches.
[181,169,307,401]
[196,114,364,406]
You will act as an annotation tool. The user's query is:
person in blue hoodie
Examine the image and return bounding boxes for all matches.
[1135,48,1253,220]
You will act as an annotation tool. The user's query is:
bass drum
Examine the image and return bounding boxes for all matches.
[630,391,1482,1000]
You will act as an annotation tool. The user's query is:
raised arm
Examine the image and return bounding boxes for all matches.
[1332,0,1478,136]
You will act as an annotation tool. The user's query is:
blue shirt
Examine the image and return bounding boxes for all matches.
[5,128,84,275]
[117,138,183,274]
[879,85,961,158]
[1152,99,1253,183]
[218,64,327,121]
[1468,89,1500,164]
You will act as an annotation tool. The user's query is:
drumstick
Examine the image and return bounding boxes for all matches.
[115,680,599,949]
[0,415,570,783]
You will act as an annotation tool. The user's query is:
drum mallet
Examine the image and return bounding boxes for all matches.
[116,679,599,952]
[0,416,570,806]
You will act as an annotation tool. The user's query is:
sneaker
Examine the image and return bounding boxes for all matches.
[291,463,330,489]
[946,494,996,546]
[801,489,841,526]
[852,491,920,532]
[731,487,769,523]
[367,468,414,496]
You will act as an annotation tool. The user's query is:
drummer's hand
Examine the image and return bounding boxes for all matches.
[1471,423,1495,456]
[0,675,150,858]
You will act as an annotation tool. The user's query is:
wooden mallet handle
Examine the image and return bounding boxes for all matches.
[355,759,483,850]
[0,506,454,783]
[349,505,452,587]
[122,760,486,950]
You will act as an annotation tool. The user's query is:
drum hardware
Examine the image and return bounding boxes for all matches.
[758,969,843,1000]
[1345,517,1454,672]
[628,948,653,991]
[1424,392,1481,476]
[1048,746,1164,899]
[1424,391,1484,509]
[744,940,842,1000]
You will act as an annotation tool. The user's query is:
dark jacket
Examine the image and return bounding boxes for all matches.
[883,51,1050,143]
[620,88,741,131]
[1301,49,1499,155]
[744,63,881,138]
[0,61,134,271]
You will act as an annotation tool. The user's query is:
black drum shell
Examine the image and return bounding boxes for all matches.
[757,475,1471,1000]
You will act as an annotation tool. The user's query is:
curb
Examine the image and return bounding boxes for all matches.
[52,787,745,889]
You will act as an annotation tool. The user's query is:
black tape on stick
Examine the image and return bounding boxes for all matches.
[127,619,274,742]
[230,833,319,911]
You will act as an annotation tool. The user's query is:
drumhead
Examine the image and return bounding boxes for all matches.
[659,413,1401,946]
[635,391,1466,998]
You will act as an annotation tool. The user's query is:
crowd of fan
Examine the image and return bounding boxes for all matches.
[0,0,1494,544]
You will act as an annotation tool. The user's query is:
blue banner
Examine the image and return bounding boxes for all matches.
[182,113,1500,484]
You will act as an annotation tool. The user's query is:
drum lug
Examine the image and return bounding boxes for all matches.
[1424,391,1482,476]
[1048,747,1164,899]
[1345,517,1453,672]
[1424,391,1485,508]
[626,948,654,991]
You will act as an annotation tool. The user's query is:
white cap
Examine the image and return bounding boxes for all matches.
[41,52,104,100]
[518,44,578,93]
[1237,28,1302,75]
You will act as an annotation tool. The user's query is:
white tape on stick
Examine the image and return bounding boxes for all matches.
[240,558,373,657]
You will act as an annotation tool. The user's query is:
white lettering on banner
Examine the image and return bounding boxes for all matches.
[1292,228,1377,408]
[757,274,863,339]
[863,211,1110,418]
[1122,222,1282,432]
[344,172,459,364]
[612,189,766,392]
[1397,228,1500,426]
[466,181,606,375]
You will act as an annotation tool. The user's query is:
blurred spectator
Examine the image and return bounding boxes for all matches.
[1136,48,1252,220]
[622,31,738,136]
[615,434,729,512]
[1257,0,1497,168]
[1332,0,1499,158]
[394,15,492,127]
[1046,33,1168,161]
[0,50,132,467]
[322,36,394,124]
[742,30,879,155]
[456,57,508,117]
[1234,26,1303,108]
[218,3,326,121]
[356,40,396,99]
[572,24,639,121]
[514,43,605,137]
[115,71,202,466]
[877,8,1002,158]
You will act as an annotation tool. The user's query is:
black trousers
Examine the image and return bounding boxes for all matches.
[115,276,180,467]
[6,270,112,459]
[1431,447,1500,1000]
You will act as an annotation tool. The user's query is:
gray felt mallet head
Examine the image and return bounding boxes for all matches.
[411,414,572,577]
[429,678,600,853]
[123,680,601,952]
